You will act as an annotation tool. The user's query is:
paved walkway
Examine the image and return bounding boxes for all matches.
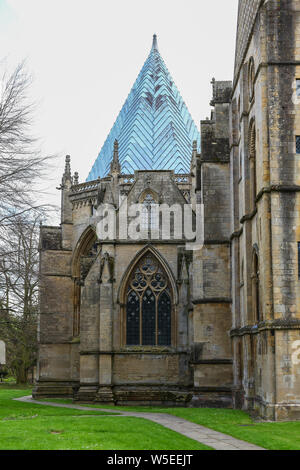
[15,396,264,451]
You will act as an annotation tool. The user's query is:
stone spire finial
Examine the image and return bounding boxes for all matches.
[73,172,79,185]
[61,155,72,224]
[191,140,198,174]
[110,139,121,174]
[62,155,72,186]
[211,77,216,100]
[113,139,118,156]
[64,155,71,176]
[152,34,158,51]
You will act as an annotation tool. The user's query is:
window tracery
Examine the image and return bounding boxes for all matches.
[126,253,172,346]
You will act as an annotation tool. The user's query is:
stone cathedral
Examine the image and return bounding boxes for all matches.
[35,1,300,421]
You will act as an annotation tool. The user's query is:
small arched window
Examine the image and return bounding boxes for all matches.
[252,250,260,324]
[72,228,97,337]
[126,252,172,346]
[248,58,255,102]
[249,120,257,211]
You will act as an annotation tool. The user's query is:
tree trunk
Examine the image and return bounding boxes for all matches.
[16,365,28,384]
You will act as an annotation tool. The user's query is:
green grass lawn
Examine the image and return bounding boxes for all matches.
[39,397,300,450]
[0,387,209,450]
[3,386,300,450]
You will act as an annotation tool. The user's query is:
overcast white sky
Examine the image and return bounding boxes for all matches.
[0,0,238,214]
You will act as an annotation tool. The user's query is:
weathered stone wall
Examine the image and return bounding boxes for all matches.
[36,225,75,393]
[189,80,233,407]
[231,0,300,420]
[37,1,300,417]
[113,354,181,385]
[35,147,234,406]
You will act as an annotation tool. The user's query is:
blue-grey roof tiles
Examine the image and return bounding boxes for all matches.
[87,35,200,180]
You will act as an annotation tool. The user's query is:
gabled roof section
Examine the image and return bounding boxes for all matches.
[87,35,200,180]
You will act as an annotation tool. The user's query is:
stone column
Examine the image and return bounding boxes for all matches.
[60,155,73,251]
[96,252,114,403]
[76,256,101,401]
[177,253,190,350]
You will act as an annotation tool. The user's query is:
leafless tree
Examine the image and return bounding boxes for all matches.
[0,61,56,382]
[0,215,40,383]
[0,61,52,229]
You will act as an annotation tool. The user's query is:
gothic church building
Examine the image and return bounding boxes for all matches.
[35,1,300,421]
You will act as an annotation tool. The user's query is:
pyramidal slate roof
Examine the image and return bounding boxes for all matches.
[87,35,200,181]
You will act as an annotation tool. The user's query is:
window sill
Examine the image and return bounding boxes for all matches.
[118,346,178,354]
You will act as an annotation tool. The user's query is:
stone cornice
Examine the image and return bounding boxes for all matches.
[233,59,300,96]
[230,228,243,241]
[231,319,300,337]
[41,273,71,278]
[100,240,187,246]
[190,359,233,365]
[199,158,230,165]
[233,185,300,231]
[79,349,188,356]
[193,386,232,393]
[240,208,257,224]
[193,298,232,305]
[36,379,79,384]
[203,240,230,246]
[256,184,300,202]
[40,248,72,253]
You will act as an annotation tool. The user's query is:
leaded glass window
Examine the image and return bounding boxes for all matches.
[126,291,140,345]
[158,291,171,345]
[296,136,300,155]
[298,242,300,280]
[142,289,156,345]
[125,253,172,346]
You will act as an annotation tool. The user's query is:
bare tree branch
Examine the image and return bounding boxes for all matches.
[0,61,59,383]
[0,61,56,227]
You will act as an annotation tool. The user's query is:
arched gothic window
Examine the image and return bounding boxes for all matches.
[248,57,255,102]
[249,120,257,211]
[126,253,172,346]
[252,250,260,324]
[72,228,97,337]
